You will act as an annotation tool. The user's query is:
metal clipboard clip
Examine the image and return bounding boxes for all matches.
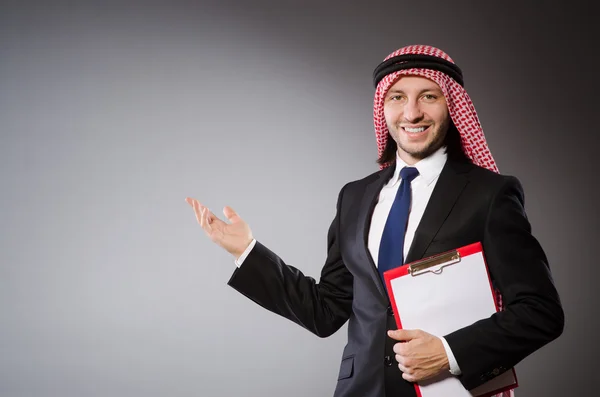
[408,250,461,276]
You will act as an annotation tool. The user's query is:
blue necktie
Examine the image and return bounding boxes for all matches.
[378,166,420,282]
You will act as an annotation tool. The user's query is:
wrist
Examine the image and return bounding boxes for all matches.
[232,238,255,260]
[437,338,450,370]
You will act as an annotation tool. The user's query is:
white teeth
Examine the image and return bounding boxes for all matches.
[404,127,426,133]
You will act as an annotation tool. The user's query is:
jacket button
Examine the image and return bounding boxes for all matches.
[384,355,393,367]
[492,368,500,376]
[387,305,394,316]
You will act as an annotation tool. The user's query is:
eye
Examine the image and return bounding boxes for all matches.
[420,93,440,103]
[387,94,405,102]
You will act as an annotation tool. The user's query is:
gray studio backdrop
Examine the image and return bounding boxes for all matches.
[1,1,596,396]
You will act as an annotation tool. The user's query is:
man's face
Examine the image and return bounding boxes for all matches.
[383,76,451,165]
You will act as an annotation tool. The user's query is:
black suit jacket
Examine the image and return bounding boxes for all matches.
[228,159,564,397]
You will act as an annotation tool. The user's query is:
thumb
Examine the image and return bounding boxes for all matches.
[387,329,421,341]
[223,206,242,223]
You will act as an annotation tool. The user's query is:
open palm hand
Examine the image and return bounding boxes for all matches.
[185,197,253,258]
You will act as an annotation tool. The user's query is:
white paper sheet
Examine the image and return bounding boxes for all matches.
[388,250,517,397]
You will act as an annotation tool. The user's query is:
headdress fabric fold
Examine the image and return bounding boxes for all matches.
[373,45,499,173]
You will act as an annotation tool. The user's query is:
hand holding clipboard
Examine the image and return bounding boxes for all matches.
[384,242,517,397]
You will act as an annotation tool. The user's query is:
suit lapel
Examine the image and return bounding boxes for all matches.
[405,160,471,263]
[357,164,395,299]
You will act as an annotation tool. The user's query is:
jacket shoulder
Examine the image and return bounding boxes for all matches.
[343,166,390,190]
[462,162,520,188]
[458,162,526,208]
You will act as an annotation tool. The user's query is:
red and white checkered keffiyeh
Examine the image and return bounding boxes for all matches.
[374,44,498,174]
[374,45,513,397]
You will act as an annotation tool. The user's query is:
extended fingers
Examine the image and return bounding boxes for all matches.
[186,198,230,239]
[185,197,196,207]
[195,203,203,225]
[186,198,211,224]
[185,197,203,223]
[199,206,213,233]
[185,197,204,211]
[187,198,212,232]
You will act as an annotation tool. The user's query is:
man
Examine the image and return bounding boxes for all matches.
[185,45,564,397]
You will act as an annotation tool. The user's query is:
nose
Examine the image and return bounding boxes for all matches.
[403,99,424,123]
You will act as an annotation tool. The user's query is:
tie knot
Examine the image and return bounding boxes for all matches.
[400,166,419,182]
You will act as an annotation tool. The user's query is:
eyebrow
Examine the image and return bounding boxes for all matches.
[387,88,443,95]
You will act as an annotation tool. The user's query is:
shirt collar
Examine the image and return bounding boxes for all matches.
[391,146,448,187]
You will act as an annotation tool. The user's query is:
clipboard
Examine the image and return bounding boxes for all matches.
[383,242,518,397]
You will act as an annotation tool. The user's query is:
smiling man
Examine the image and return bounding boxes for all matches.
[186,45,564,397]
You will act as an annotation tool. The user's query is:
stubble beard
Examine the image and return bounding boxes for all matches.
[390,122,449,161]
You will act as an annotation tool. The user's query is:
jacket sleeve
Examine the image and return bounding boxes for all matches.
[227,184,354,338]
[444,176,564,390]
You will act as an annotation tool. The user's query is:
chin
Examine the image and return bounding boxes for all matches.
[403,144,438,160]
[404,143,431,155]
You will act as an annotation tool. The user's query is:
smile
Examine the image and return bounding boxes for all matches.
[402,126,430,135]
[404,127,426,133]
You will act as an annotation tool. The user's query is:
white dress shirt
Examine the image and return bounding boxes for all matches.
[235,146,461,375]
[368,146,447,267]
